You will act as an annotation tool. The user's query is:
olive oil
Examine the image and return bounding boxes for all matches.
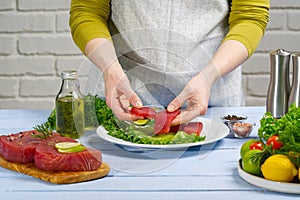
[56,71,84,139]
[56,96,84,139]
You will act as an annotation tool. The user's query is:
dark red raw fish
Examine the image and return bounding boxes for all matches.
[154,109,181,134]
[130,107,157,119]
[169,124,180,133]
[34,133,102,171]
[168,122,203,135]
[0,130,42,163]
[182,122,203,135]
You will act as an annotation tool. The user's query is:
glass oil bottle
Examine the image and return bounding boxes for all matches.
[56,70,84,139]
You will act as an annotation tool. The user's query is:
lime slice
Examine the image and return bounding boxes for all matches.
[55,142,81,150]
[57,145,86,153]
[133,119,148,126]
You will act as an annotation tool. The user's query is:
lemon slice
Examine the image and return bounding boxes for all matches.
[133,119,148,126]
[57,145,86,153]
[55,142,81,150]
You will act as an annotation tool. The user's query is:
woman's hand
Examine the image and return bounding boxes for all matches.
[85,38,143,121]
[167,40,249,125]
[103,63,143,121]
[167,72,211,125]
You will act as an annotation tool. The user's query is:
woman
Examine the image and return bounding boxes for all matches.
[69,0,269,125]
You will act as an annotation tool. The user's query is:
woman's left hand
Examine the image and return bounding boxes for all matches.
[167,40,249,125]
[167,72,211,125]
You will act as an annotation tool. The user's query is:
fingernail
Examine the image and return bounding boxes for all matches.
[135,101,142,108]
[168,104,175,112]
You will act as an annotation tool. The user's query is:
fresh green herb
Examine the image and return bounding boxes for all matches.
[250,148,271,168]
[84,94,99,129]
[33,122,53,139]
[257,103,300,167]
[93,96,206,145]
[170,131,204,144]
[108,126,205,145]
[94,96,117,132]
[47,109,56,130]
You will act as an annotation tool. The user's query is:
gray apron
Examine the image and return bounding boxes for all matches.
[85,0,245,108]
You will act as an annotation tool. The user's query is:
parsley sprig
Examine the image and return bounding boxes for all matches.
[258,104,300,167]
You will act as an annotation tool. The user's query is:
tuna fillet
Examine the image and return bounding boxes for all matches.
[0,130,42,163]
[34,133,102,171]
[154,109,181,134]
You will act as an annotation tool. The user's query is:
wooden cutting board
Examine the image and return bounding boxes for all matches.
[0,155,110,184]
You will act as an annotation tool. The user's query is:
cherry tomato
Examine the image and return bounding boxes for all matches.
[266,135,283,150]
[250,141,264,150]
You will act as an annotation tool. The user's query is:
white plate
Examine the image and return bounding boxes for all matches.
[238,160,300,194]
[96,117,229,149]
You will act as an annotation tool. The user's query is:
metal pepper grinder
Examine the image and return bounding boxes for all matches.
[266,49,291,118]
[288,53,300,107]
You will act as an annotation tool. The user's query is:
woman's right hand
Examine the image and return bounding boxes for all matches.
[85,38,143,121]
[103,62,143,121]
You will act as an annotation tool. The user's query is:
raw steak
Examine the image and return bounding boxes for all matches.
[168,122,203,136]
[182,122,203,135]
[34,133,102,171]
[130,107,203,135]
[130,107,157,119]
[154,109,181,134]
[0,130,42,163]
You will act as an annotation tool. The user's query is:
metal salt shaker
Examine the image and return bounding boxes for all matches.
[266,49,291,118]
[288,53,300,107]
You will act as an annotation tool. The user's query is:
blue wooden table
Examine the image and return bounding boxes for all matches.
[0,107,299,200]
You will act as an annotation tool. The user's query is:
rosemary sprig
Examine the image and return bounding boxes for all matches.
[251,148,271,165]
[33,122,53,139]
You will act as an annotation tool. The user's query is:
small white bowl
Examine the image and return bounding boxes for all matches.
[220,114,247,126]
[228,121,256,138]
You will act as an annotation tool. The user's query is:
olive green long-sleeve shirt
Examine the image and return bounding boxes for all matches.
[69,0,269,57]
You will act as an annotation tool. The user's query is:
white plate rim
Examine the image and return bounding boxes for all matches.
[238,159,300,194]
[96,117,229,149]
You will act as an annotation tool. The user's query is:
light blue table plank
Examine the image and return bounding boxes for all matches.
[0,175,272,191]
[2,191,299,200]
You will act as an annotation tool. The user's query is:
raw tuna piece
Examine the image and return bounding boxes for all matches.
[169,124,180,133]
[0,130,42,163]
[34,133,102,171]
[182,122,203,135]
[154,109,181,134]
[130,107,157,119]
[168,122,203,136]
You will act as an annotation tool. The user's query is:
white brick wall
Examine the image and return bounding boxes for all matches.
[243,0,300,106]
[0,0,300,109]
[0,0,88,109]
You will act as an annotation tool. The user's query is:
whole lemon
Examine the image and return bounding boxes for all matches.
[261,154,298,182]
